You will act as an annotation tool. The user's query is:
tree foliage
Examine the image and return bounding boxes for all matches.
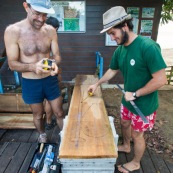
[161,0,173,24]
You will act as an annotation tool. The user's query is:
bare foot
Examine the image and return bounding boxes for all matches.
[118,145,131,153]
[118,161,140,173]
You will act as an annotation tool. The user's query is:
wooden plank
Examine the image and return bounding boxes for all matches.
[0,142,4,152]
[0,93,31,112]
[165,160,173,173]
[46,126,55,142]
[0,142,20,173]
[148,149,171,173]
[140,149,156,173]
[4,142,31,173]
[10,129,33,142]
[28,130,39,143]
[17,130,33,142]
[59,75,118,158]
[0,130,30,143]
[0,129,33,142]
[19,143,38,173]
[51,126,61,144]
[0,130,19,142]
[0,113,35,129]
[0,142,9,156]
[0,129,6,139]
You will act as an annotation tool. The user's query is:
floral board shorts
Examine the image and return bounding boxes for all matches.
[120,104,156,132]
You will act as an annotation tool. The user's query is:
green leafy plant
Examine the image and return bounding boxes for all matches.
[161,0,173,24]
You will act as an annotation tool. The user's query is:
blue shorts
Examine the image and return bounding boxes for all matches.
[22,76,61,104]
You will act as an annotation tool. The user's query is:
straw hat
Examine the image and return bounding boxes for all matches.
[100,6,131,33]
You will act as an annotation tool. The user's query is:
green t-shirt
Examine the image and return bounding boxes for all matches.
[109,35,167,116]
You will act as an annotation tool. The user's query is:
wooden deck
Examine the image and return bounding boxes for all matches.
[0,127,61,173]
[116,147,173,173]
[0,128,172,173]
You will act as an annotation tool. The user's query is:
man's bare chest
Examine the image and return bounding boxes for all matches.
[19,32,51,56]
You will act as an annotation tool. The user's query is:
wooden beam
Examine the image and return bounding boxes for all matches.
[0,113,35,129]
[0,93,31,113]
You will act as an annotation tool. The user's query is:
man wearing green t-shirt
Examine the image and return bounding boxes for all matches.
[88,6,167,173]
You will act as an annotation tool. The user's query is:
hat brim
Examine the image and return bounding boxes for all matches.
[100,14,132,33]
[31,5,55,14]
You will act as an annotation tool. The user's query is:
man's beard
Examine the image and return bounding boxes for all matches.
[118,29,129,45]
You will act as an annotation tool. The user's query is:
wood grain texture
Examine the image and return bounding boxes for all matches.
[0,93,31,112]
[59,75,118,158]
[0,113,35,129]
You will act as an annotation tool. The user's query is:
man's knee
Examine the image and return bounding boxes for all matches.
[33,111,44,120]
[121,118,131,128]
[131,130,144,140]
[54,109,64,118]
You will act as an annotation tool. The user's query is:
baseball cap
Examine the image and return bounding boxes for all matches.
[100,6,132,33]
[26,0,55,14]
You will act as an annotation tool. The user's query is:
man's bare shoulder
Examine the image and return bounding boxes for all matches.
[44,24,55,31]
[5,19,27,36]
[44,24,57,36]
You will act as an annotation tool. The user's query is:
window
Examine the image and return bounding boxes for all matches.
[50,1,86,33]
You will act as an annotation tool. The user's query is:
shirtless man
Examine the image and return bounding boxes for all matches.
[4,0,64,143]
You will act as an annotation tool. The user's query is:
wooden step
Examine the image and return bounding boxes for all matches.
[0,113,35,129]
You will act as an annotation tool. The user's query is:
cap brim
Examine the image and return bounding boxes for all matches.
[100,14,132,33]
[31,5,55,14]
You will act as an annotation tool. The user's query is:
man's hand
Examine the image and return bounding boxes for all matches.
[35,59,53,75]
[88,83,98,95]
[50,62,58,76]
[124,91,136,101]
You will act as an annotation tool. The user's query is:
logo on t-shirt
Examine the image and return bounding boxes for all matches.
[130,59,135,66]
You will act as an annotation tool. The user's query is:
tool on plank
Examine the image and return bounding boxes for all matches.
[116,84,148,124]
[81,91,94,103]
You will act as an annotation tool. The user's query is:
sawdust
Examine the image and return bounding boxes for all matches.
[102,88,173,163]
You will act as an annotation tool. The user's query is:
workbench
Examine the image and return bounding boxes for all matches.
[59,75,118,172]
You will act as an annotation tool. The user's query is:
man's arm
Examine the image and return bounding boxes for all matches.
[4,25,35,72]
[88,68,119,94]
[136,69,167,96]
[49,28,62,76]
[50,29,61,65]
[125,69,167,101]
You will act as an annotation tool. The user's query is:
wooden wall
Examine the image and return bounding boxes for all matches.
[0,0,163,83]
